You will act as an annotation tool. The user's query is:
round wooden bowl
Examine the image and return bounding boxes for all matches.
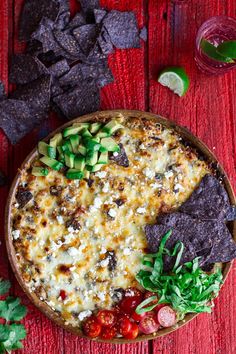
[5,110,236,343]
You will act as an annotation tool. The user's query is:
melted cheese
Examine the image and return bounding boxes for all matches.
[11,117,210,326]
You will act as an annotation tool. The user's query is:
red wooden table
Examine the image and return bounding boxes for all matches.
[0,1,236,353]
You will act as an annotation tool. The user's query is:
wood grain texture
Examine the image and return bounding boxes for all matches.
[0,0,235,353]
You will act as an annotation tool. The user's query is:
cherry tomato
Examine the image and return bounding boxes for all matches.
[120,296,142,314]
[117,317,133,336]
[125,287,143,299]
[96,310,117,328]
[157,306,176,328]
[82,316,102,338]
[124,323,139,339]
[139,312,160,334]
[131,311,146,322]
[153,303,167,313]
[59,290,67,300]
[100,326,117,340]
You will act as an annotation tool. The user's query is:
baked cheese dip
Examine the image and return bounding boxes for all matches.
[11,115,210,333]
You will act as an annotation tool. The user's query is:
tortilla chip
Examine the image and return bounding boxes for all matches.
[179,174,231,220]
[66,13,86,30]
[19,0,60,41]
[94,9,107,24]
[73,24,99,56]
[53,29,86,60]
[9,54,47,84]
[225,206,236,221]
[79,0,100,14]
[47,59,70,78]
[140,26,147,41]
[109,144,129,167]
[87,42,108,63]
[80,62,113,88]
[52,82,100,119]
[0,99,46,144]
[59,64,83,87]
[0,81,6,101]
[98,27,114,55]
[103,10,140,49]
[11,75,51,112]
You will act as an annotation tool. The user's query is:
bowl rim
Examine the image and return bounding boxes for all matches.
[4,109,236,343]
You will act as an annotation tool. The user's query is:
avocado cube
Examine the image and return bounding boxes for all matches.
[40,156,64,171]
[78,145,87,156]
[98,151,108,164]
[74,155,85,170]
[38,141,56,158]
[90,122,102,134]
[66,169,84,180]
[49,133,63,148]
[100,137,120,153]
[102,120,124,135]
[31,166,49,176]
[86,150,98,166]
[64,151,75,168]
[69,134,80,154]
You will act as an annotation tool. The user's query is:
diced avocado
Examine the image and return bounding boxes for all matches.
[78,145,86,156]
[74,155,85,170]
[64,151,75,168]
[90,122,102,134]
[81,128,93,138]
[66,169,84,180]
[40,156,64,171]
[86,164,103,172]
[72,122,90,129]
[69,134,80,154]
[61,140,73,153]
[57,146,65,162]
[86,150,98,166]
[38,141,56,158]
[49,133,63,148]
[63,124,86,138]
[82,137,101,151]
[95,130,110,139]
[102,120,124,135]
[100,137,120,152]
[98,151,108,164]
[31,166,49,177]
[84,170,90,179]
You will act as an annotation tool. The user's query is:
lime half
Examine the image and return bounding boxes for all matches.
[200,39,234,63]
[217,40,236,59]
[158,67,190,97]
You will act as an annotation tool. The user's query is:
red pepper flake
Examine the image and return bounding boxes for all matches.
[59,290,67,301]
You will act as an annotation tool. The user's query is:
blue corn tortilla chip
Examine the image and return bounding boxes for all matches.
[0,170,7,187]
[11,75,51,112]
[79,0,100,16]
[73,24,99,56]
[109,144,129,167]
[139,26,147,41]
[94,9,107,24]
[47,59,70,78]
[52,82,100,119]
[55,0,70,29]
[0,99,46,144]
[103,10,140,49]
[59,64,83,87]
[0,81,6,101]
[86,42,108,63]
[98,27,114,55]
[9,54,47,84]
[179,174,231,220]
[19,0,60,41]
[80,62,113,88]
[53,29,86,60]
[66,13,87,30]
[225,206,236,221]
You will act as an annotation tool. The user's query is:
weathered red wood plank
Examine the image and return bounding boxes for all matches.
[148,1,236,353]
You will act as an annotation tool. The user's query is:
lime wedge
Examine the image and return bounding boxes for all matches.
[158,67,190,97]
[200,39,234,63]
[216,40,236,59]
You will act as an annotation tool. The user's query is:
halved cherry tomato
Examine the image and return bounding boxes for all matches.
[59,290,67,300]
[153,303,167,313]
[117,317,133,336]
[100,326,117,340]
[96,310,117,328]
[139,312,160,334]
[124,323,139,339]
[82,316,102,338]
[157,306,176,328]
[125,287,143,299]
[131,310,146,322]
[120,296,142,314]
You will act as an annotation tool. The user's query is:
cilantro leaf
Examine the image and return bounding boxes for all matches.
[0,297,27,322]
[0,325,10,342]
[0,280,10,296]
[136,229,223,316]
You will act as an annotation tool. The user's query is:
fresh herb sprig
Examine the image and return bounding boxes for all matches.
[136,230,223,317]
[0,279,27,353]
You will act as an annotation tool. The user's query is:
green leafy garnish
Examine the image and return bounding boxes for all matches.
[136,230,223,317]
[0,279,27,353]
